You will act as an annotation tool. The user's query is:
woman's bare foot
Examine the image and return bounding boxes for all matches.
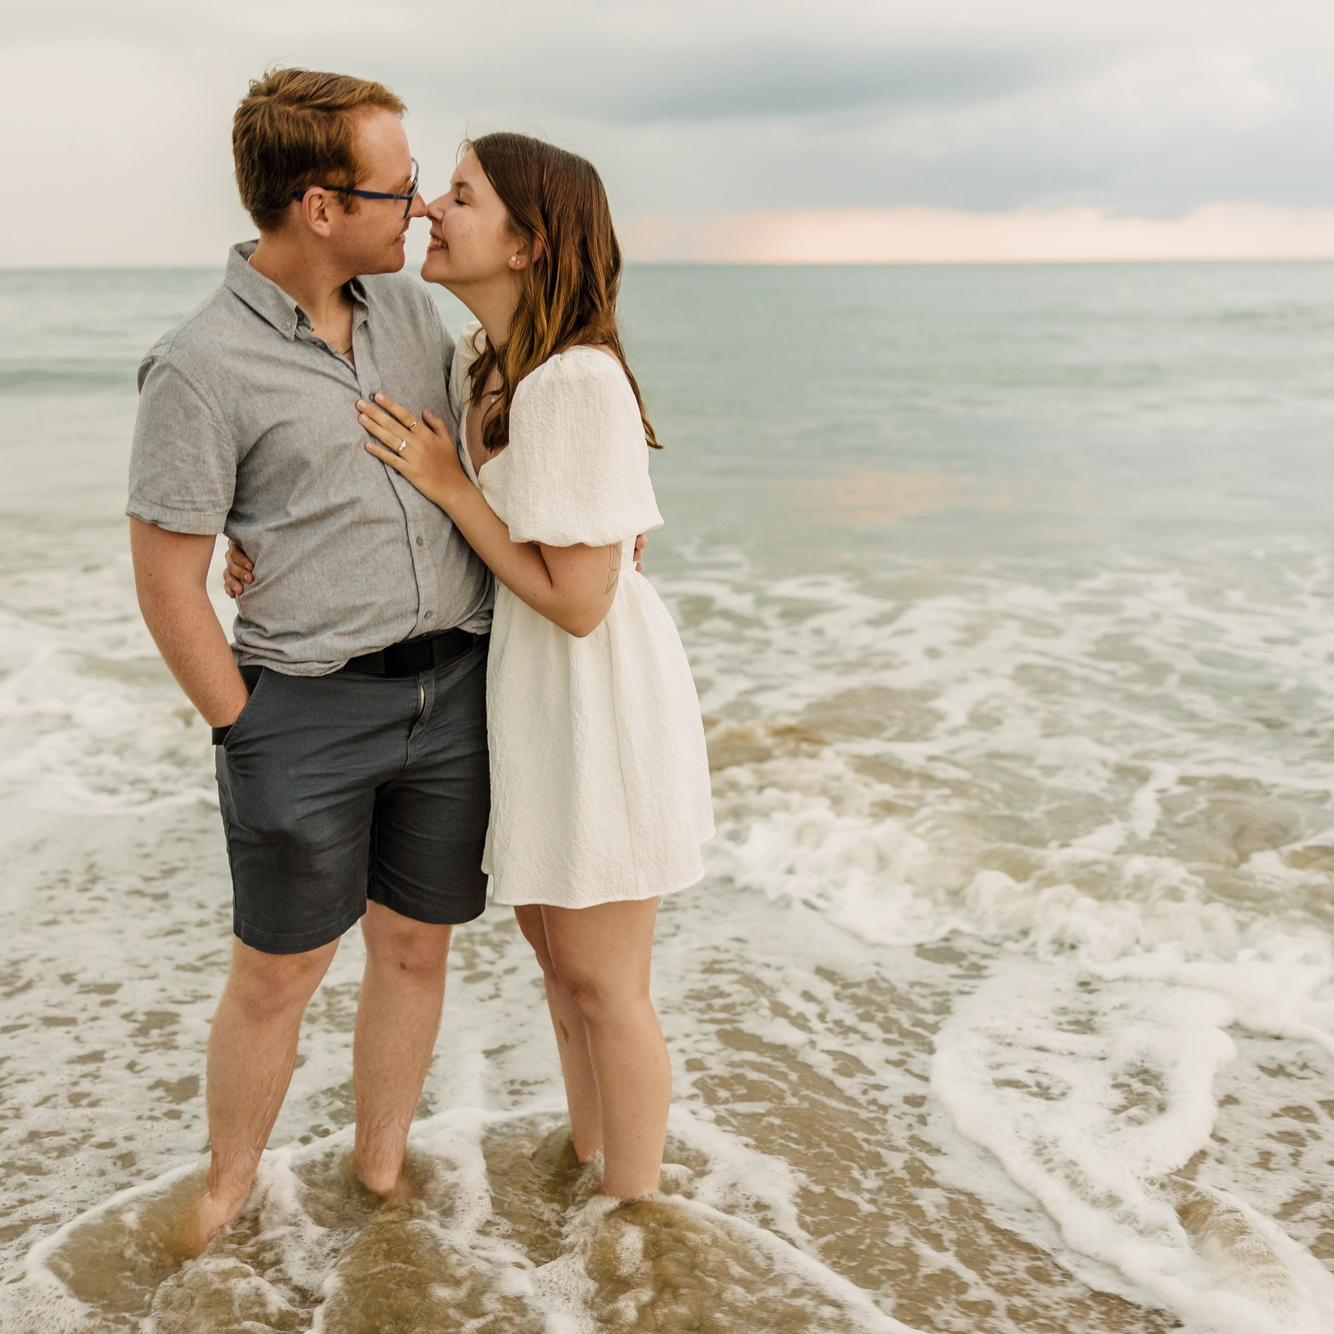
[531,1125,602,1178]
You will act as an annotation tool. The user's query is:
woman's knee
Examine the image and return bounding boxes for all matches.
[549,955,651,1025]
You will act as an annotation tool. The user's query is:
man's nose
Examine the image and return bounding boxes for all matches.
[408,193,430,221]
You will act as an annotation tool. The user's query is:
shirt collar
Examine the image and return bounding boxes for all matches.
[224,240,371,340]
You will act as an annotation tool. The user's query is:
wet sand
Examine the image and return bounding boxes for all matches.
[4,799,1330,1331]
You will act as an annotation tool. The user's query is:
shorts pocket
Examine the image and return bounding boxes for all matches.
[219,668,273,753]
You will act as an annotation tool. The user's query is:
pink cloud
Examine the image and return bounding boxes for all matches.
[619,203,1334,264]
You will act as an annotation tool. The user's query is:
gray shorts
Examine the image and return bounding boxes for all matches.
[213,639,490,954]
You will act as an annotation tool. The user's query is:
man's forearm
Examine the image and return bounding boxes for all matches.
[129,527,246,739]
[131,519,249,726]
[138,585,249,726]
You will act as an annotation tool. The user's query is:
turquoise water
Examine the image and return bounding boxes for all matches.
[4,261,1333,558]
[0,263,1331,1332]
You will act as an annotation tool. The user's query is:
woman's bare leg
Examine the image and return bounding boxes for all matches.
[541,898,668,1199]
[514,905,603,1161]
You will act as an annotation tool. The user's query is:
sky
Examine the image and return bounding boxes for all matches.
[4,0,1334,265]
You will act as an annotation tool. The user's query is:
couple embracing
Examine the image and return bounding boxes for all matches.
[127,66,715,1255]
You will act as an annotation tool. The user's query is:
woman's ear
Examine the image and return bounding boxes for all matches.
[510,238,544,270]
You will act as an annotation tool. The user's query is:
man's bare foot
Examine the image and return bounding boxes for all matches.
[172,1183,252,1260]
[354,1158,403,1197]
[354,1145,428,1200]
[356,1171,402,1197]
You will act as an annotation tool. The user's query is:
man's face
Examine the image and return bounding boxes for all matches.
[330,108,428,276]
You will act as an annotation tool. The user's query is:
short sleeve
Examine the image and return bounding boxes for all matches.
[126,358,239,534]
[493,351,664,548]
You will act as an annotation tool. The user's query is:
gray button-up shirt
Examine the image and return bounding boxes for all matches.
[127,240,493,675]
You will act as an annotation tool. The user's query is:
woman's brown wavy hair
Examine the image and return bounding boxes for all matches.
[463,133,661,454]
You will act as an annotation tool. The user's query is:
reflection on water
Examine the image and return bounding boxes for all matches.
[778,470,1014,528]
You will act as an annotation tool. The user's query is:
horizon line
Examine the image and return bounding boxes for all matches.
[5,255,1334,273]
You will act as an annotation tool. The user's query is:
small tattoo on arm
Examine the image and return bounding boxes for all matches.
[604,544,621,594]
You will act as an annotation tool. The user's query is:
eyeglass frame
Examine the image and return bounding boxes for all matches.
[291,158,420,219]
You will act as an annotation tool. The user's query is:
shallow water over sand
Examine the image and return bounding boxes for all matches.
[2,263,1333,1329]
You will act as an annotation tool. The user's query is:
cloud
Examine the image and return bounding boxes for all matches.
[509,37,1133,126]
[3,0,1333,263]
[619,202,1334,263]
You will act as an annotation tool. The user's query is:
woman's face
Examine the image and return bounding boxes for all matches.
[421,149,521,289]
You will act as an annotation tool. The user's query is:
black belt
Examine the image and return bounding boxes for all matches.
[211,633,485,744]
[338,627,488,677]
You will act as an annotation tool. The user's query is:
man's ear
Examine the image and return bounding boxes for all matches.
[296,189,337,238]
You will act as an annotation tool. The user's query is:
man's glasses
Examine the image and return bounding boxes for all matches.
[293,158,420,220]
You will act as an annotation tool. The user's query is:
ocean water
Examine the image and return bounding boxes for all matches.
[0,260,1331,1332]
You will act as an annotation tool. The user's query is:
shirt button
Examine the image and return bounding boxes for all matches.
[416,536,425,547]
[424,611,434,622]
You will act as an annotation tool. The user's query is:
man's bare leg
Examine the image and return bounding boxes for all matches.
[352,902,454,1194]
[514,905,603,1161]
[182,936,340,1256]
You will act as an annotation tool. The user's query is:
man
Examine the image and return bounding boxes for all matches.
[127,68,493,1254]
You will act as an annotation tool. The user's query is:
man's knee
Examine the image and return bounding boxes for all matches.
[224,938,337,1018]
[362,909,452,979]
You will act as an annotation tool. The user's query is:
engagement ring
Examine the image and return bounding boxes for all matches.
[397,439,408,454]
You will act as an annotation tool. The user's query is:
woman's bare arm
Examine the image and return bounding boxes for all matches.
[359,395,620,638]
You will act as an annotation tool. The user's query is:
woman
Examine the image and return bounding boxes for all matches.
[228,133,715,1201]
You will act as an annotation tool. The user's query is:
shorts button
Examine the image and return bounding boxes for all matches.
[416,536,425,547]
[424,611,434,622]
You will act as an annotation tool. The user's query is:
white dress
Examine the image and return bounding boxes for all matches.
[449,322,716,907]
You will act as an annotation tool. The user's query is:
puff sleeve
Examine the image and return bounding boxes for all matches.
[487,349,664,548]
